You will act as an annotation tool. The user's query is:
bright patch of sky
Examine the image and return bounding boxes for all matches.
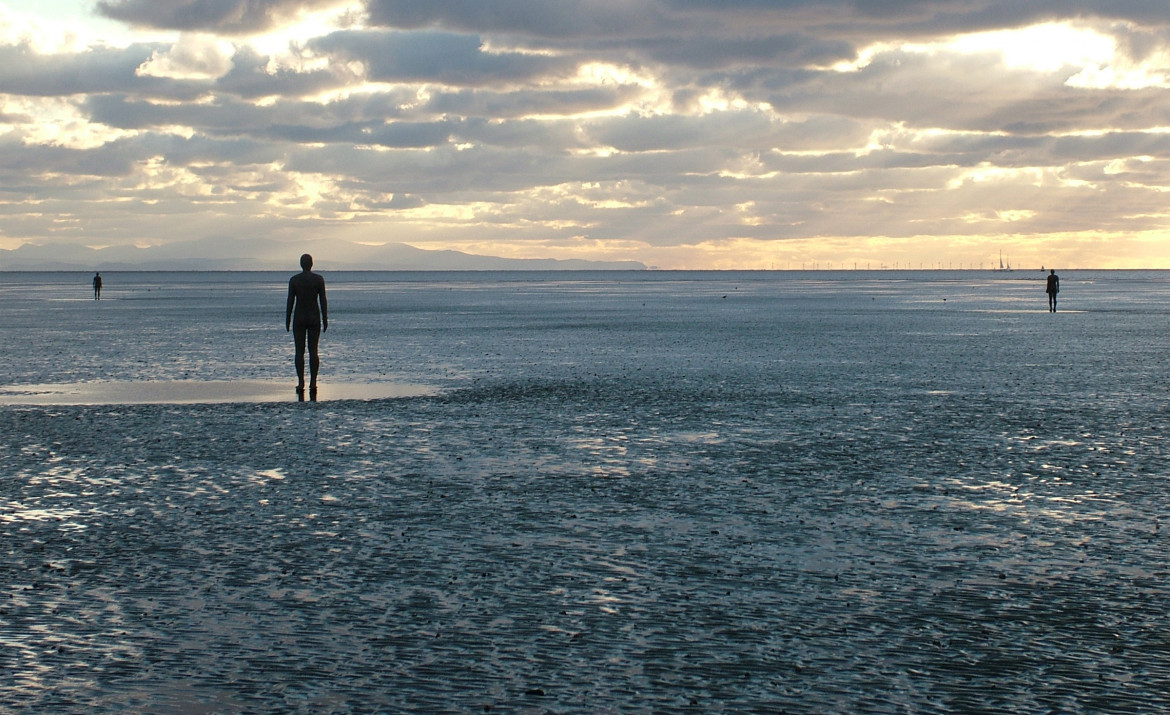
[1,0,163,49]
[248,1,366,62]
[840,22,1168,90]
[948,23,1115,73]
[948,23,1170,89]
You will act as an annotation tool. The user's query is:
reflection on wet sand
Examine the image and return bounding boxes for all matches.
[0,380,436,405]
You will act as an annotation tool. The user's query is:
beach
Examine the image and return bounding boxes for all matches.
[3,270,1170,712]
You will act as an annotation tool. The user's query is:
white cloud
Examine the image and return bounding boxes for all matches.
[137,34,237,80]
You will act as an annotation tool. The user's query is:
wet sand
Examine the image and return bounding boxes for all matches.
[3,270,1170,712]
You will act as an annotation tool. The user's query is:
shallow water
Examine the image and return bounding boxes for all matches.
[2,270,1170,712]
[0,380,435,405]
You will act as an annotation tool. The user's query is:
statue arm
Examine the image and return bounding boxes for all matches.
[285,281,295,331]
[319,282,328,331]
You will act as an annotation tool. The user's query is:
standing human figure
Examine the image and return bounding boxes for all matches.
[93,272,102,300]
[1046,269,1059,312]
[285,254,328,397]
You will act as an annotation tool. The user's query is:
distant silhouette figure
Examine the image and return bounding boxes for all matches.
[1046,269,1059,312]
[286,254,328,396]
[92,272,102,300]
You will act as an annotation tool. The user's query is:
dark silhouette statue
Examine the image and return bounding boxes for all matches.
[1046,269,1059,312]
[286,254,328,397]
[93,272,102,300]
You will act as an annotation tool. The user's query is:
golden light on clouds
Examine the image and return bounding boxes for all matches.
[2,5,1170,268]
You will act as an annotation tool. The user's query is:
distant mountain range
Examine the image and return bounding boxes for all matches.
[0,237,646,271]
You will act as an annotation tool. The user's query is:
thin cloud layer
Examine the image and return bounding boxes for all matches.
[1,0,1169,267]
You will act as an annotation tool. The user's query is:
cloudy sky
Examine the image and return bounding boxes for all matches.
[2,1,1169,269]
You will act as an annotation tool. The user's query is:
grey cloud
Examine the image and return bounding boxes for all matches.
[284,144,570,194]
[347,193,426,211]
[622,34,855,70]
[772,116,873,151]
[453,118,588,151]
[133,132,285,169]
[559,147,743,188]
[723,49,1170,136]
[270,120,455,148]
[310,30,578,87]
[582,112,868,155]
[86,94,264,133]
[89,91,601,152]
[981,90,1170,136]
[2,115,283,170]
[137,133,286,167]
[1047,131,1170,163]
[0,41,347,103]
[425,86,645,119]
[0,110,32,124]
[97,0,340,34]
[683,0,1170,31]
[364,0,863,76]
[0,43,204,99]
[86,88,589,151]
[584,112,778,152]
[368,0,1170,43]
[281,142,736,195]
[365,0,680,39]
[0,134,137,177]
[1110,23,1170,62]
[761,150,967,175]
[86,93,457,148]
[215,46,350,99]
[462,111,868,156]
[761,130,1170,176]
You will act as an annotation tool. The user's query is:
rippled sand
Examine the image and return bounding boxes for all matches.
[3,271,1170,712]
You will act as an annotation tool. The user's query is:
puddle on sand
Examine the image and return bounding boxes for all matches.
[0,380,437,405]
